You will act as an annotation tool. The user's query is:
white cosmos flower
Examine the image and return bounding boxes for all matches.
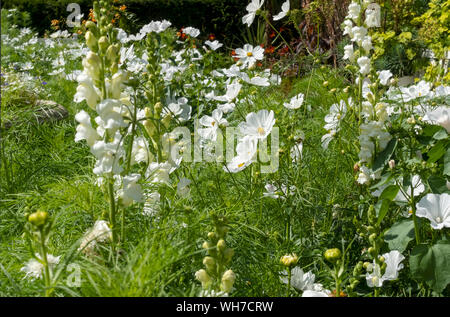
[224,135,258,173]
[242,0,265,27]
[240,73,270,86]
[21,253,60,280]
[264,183,296,199]
[423,106,450,133]
[182,27,200,38]
[378,70,393,85]
[416,193,450,230]
[239,109,275,140]
[141,20,172,34]
[273,0,290,21]
[163,97,192,122]
[75,110,100,147]
[198,109,228,141]
[357,56,371,75]
[205,40,223,51]
[214,82,242,103]
[398,80,432,102]
[284,93,304,109]
[235,44,264,69]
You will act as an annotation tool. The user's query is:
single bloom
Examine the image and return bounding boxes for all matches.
[416,193,450,230]
[273,0,290,21]
[242,0,265,27]
[239,109,275,140]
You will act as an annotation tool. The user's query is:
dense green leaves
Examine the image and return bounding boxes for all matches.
[384,219,415,252]
[373,138,397,171]
[410,241,450,293]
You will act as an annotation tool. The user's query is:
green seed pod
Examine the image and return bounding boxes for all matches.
[368,247,377,257]
[324,248,341,263]
[28,210,48,227]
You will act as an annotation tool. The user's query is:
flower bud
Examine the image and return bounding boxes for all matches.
[323,81,329,87]
[154,102,163,116]
[368,247,377,257]
[85,31,98,52]
[202,241,212,250]
[85,21,97,30]
[207,232,217,241]
[28,210,48,227]
[195,269,211,289]
[217,239,226,252]
[106,44,118,63]
[379,256,385,263]
[324,248,341,263]
[220,270,236,293]
[329,88,337,94]
[280,253,298,267]
[98,36,109,53]
[203,256,216,271]
[388,159,395,169]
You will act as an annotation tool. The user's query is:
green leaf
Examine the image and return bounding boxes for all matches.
[410,241,450,293]
[380,185,399,201]
[384,219,415,252]
[373,138,397,171]
[433,128,448,140]
[444,147,450,176]
[428,175,450,194]
[370,172,393,190]
[427,141,446,163]
[375,199,390,226]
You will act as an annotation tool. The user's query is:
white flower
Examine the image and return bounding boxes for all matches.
[280,267,316,291]
[182,27,200,38]
[273,0,290,21]
[351,26,368,43]
[96,99,128,132]
[146,162,172,184]
[118,174,143,207]
[240,73,270,86]
[263,183,296,199]
[78,220,112,255]
[382,250,405,281]
[143,191,161,216]
[140,20,171,34]
[378,70,393,86]
[198,109,228,141]
[224,135,258,173]
[366,262,383,287]
[163,97,192,122]
[74,72,101,110]
[131,137,150,165]
[242,0,264,27]
[75,110,100,147]
[302,290,331,297]
[284,93,304,109]
[357,165,371,185]
[239,109,275,140]
[235,44,264,69]
[21,253,60,280]
[347,2,361,21]
[343,44,355,62]
[205,40,223,51]
[365,4,381,27]
[423,106,450,133]
[214,82,242,103]
[361,35,372,52]
[357,56,371,75]
[416,193,450,230]
[342,20,354,37]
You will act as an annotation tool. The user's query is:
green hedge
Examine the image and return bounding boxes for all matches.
[2,0,247,44]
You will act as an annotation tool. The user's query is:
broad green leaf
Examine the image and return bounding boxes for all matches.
[380,185,399,201]
[444,147,450,176]
[370,172,393,190]
[409,241,450,293]
[373,138,397,171]
[428,175,450,194]
[427,141,446,163]
[384,219,414,252]
[376,199,390,226]
[433,129,448,140]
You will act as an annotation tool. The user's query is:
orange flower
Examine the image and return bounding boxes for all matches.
[265,45,275,54]
[257,62,263,67]
[119,5,127,11]
[51,19,60,26]
[269,31,276,38]
[231,50,236,56]
[208,33,216,41]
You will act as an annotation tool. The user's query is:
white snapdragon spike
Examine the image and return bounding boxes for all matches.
[351,26,367,44]
[347,2,361,21]
[343,44,355,62]
[96,99,129,132]
[378,70,393,86]
[264,183,296,199]
[423,106,450,133]
[21,253,60,280]
[182,27,200,38]
[357,56,371,75]
[131,137,151,165]
[75,110,100,147]
[242,0,265,27]
[416,193,450,230]
[119,174,143,207]
[91,133,124,176]
[284,93,304,109]
[273,0,290,21]
[198,109,228,141]
[342,20,354,37]
[361,35,373,52]
[177,177,191,197]
[205,40,223,51]
[224,135,258,173]
[235,44,264,69]
[239,109,275,140]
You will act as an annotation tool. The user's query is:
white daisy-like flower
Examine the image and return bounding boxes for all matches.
[242,0,265,27]
[182,27,200,38]
[284,93,304,109]
[198,109,228,141]
[273,0,290,21]
[416,193,450,230]
[224,135,258,173]
[235,44,264,69]
[214,82,242,103]
[239,109,275,140]
[205,40,223,51]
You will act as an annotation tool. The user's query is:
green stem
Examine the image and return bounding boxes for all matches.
[108,178,117,248]
[39,228,52,297]
[410,185,420,244]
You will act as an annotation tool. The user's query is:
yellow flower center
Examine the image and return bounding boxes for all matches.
[257,127,265,135]
[211,121,216,127]
[238,162,245,168]
[247,52,253,57]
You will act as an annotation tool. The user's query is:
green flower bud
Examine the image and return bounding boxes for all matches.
[154,102,163,116]
[324,248,341,263]
[217,239,226,252]
[195,269,211,289]
[85,21,97,30]
[28,210,48,227]
[369,233,377,244]
[368,247,377,257]
[280,253,298,267]
[85,31,98,52]
[207,232,217,241]
[203,256,216,271]
[202,241,212,250]
[98,36,109,53]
